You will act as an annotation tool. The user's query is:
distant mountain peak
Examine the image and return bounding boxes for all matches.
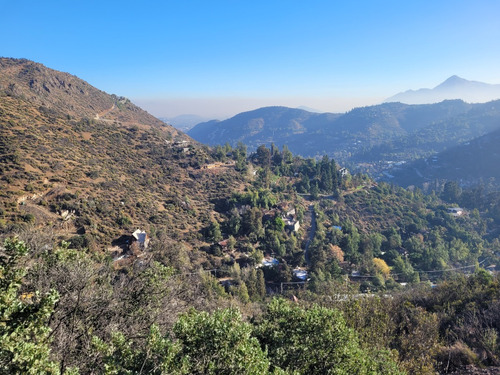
[436,75,468,88]
[385,76,500,105]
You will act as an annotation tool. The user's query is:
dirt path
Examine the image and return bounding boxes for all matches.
[94,103,116,121]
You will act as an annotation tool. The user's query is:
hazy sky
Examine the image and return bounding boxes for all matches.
[2,1,500,118]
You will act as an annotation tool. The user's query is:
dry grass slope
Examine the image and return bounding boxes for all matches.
[0,58,243,255]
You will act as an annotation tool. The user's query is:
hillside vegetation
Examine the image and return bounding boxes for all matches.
[390,127,500,190]
[2,58,500,374]
[0,58,245,256]
[188,100,500,182]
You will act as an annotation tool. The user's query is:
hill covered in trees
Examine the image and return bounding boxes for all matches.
[188,100,500,175]
[388,127,500,191]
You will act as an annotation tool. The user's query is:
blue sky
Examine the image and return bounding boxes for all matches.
[2,1,500,118]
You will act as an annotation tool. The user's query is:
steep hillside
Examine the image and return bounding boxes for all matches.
[0,58,186,132]
[0,58,242,251]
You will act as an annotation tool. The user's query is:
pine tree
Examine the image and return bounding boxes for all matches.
[256,269,267,298]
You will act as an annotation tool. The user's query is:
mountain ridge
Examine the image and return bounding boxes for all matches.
[188,99,500,159]
[385,75,500,104]
[0,57,239,251]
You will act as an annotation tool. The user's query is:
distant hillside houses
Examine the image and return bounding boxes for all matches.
[448,207,465,217]
[261,256,279,267]
[283,207,300,232]
[293,268,308,281]
[339,167,350,177]
[285,219,300,232]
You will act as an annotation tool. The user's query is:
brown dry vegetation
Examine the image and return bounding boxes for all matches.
[0,58,244,255]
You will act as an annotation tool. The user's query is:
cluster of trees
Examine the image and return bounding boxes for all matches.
[205,191,304,279]
[4,237,500,374]
[295,155,341,198]
[442,180,500,225]
[294,177,500,293]
[294,269,500,374]
[212,141,248,172]
[6,139,500,373]
[248,144,342,198]
[203,143,499,294]
[2,238,404,374]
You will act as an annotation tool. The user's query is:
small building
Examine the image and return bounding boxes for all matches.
[282,207,300,232]
[285,219,300,232]
[132,229,150,250]
[218,239,229,251]
[293,268,308,281]
[174,140,189,146]
[351,270,361,278]
[486,264,497,274]
[261,257,279,267]
[447,207,464,217]
[339,167,350,177]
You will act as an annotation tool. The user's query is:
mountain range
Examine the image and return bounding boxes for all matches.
[3,59,500,245]
[385,75,500,105]
[188,100,500,172]
[3,59,500,375]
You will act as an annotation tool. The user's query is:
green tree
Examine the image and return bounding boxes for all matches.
[207,221,222,243]
[242,207,263,235]
[254,299,402,374]
[256,145,271,167]
[235,142,248,172]
[227,208,241,235]
[237,281,250,303]
[256,269,267,299]
[310,181,320,200]
[342,223,361,264]
[282,145,293,164]
[442,181,462,203]
[173,308,270,374]
[91,325,184,374]
[273,216,285,232]
[227,235,236,250]
[0,238,62,374]
[393,256,419,283]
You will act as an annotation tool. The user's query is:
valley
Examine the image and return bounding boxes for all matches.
[187,99,500,189]
[2,58,500,374]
